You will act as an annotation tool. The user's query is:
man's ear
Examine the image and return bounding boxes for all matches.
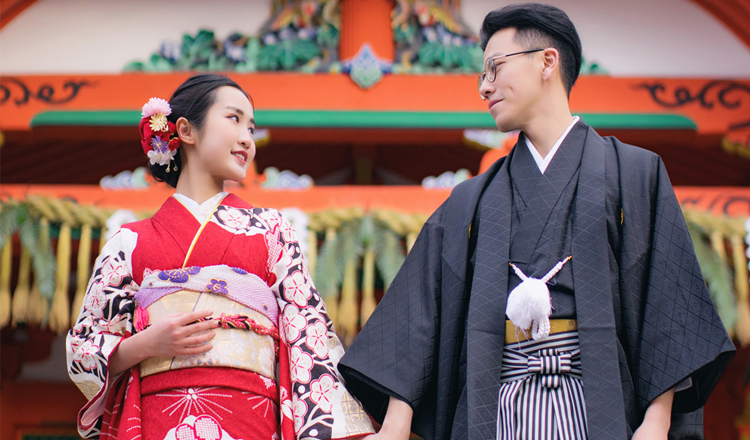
[176,117,196,145]
[541,47,560,82]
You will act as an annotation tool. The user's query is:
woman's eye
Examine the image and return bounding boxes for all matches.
[249,127,255,135]
[229,115,239,122]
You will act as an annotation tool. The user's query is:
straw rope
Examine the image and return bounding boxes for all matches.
[1,197,749,348]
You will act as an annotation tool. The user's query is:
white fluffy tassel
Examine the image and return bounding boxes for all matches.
[506,256,571,341]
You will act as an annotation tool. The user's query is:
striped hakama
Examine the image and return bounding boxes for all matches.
[497,331,588,440]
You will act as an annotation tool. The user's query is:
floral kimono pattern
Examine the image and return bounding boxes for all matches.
[67,194,373,439]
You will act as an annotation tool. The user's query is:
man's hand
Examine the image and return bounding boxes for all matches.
[359,397,413,440]
[633,388,675,440]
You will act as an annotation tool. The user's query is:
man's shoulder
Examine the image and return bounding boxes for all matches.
[592,129,660,168]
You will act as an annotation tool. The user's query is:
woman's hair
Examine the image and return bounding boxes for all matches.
[149,73,250,187]
[480,3,582,97]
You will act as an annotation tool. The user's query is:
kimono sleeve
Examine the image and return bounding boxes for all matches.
[630,155,735,414]
[266,209,374,439]
[66,228,139,438]
[338,206,445,424]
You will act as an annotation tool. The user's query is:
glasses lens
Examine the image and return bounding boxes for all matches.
[477,74,484,92]
[484,58,495,83]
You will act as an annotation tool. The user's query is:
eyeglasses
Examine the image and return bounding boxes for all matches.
[478,48,545,99]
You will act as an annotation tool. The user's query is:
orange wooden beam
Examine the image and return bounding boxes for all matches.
[2,184,750,218]
[2,74,750,136]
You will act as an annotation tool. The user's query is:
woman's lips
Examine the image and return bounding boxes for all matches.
[232,151,247,165]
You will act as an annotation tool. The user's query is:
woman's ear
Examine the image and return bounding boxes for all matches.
[176,117,196,146]
[541,47,560,82]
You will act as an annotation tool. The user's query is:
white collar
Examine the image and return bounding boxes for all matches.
[173,191,228,223]
[524,116,580,174]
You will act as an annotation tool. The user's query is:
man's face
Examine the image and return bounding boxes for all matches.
[479,28,544,132]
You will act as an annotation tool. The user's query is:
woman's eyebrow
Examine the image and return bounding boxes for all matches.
[226,106,245,116]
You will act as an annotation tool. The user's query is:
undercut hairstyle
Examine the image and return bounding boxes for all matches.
[149,73,251,187]
[480,3,582,96]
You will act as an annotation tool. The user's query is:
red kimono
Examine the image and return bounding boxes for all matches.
[67,193,374,440]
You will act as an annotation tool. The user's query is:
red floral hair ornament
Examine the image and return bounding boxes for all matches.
[139,97,181,171]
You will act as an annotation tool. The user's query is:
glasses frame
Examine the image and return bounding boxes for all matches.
[478,48,545,98]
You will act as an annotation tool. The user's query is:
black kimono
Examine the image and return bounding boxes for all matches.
[338,121,735,440]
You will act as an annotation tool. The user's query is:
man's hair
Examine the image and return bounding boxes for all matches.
[480,3,582,96]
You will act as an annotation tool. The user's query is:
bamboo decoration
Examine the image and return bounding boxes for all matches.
[361,246,377,324]
[338,261,359,347]
[11,247,31,326]
[732,234,750,345]
[306,230,318,276]
[26,218,51,326]
[49,223,71,333]
[71,224,93,327]
[321,228,338,323]
[99,227,107,253]
[0,240,12,328]
[406,232,418,253]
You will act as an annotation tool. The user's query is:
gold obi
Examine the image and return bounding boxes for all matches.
[140,290,276,379]
[504,319,578,344]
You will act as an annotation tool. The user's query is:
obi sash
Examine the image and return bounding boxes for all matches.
[135,265,280,379]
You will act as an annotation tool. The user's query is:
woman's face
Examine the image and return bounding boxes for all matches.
[193,86,255,183]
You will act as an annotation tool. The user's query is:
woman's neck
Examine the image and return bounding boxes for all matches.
[174,165,224,205]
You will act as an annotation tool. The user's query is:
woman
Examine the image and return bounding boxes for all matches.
[67,74,374,440]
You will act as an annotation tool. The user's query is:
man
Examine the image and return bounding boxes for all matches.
[340,3,734,440]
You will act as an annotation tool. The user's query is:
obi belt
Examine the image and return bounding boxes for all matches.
[134,265,280,380]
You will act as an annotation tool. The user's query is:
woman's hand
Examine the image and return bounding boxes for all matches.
[109,309,218,376]
[139,310,218,358]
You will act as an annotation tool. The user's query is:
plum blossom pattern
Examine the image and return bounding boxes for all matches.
[281,220,298,243]
[292,395,307,433]
[101,258,129,286]
[206,279,229,295]
[84,282,107,315]
[158,266,201,283]
[290,346,314,384]
[305,321,329,359]
[282,271,310,308]
[261,208,372,437]
[283,306,308,343]
[73,339,101,371]
[309,375,336,413]
[218,208,251,230]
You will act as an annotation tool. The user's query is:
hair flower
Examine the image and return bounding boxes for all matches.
[139,97,181,165]
[149,113,169,132]
[141,97,172,118]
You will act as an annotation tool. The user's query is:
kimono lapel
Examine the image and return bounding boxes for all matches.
[572,125,627,438]
[465,146,515,439]
[508,135,542,209]
[509,122,586,267]
[150,197,201,261]
[182,194,244,268]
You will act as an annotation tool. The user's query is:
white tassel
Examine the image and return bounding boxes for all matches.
[506,256,571,341]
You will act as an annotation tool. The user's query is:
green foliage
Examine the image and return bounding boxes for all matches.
[258,38,321,71]
[687,222,738,331]
[0,202,56,302]
[314,215,407,299]
[314,219,363,303]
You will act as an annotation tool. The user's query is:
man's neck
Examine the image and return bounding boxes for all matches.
[522,101,575,159]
